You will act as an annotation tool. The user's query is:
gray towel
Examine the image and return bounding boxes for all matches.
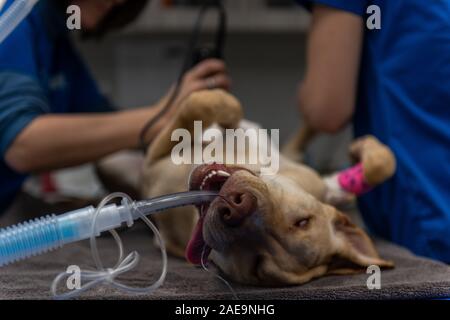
[1,224,449,300]
[1,193,449,300]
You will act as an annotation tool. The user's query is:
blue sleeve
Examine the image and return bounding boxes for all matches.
[0,13,39,79]
[0,72,49,157]
[69,75,115,114]
[296,0,368,16]
[66,48,115,113]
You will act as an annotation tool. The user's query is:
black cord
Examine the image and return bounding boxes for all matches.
[138,0,226,152]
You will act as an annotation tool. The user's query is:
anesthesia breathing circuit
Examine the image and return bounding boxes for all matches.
[0,191,219,299]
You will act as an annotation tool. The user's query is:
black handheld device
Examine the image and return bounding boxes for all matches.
[139,0,227,151]
[187,0,227,69]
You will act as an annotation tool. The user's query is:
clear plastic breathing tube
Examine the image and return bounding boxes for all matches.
[51,193,168,299]
[0,190,219,299]
[0,0,39,44]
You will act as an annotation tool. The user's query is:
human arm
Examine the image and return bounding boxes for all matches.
[298,4,364,133]
[4,58,230,173]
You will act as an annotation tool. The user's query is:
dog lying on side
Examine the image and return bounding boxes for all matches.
[140,89,396,286]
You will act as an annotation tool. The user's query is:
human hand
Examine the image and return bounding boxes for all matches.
[167,58,231,111]
[140,59,231,147]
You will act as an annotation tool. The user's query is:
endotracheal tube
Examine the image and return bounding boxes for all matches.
[0,191,218,299]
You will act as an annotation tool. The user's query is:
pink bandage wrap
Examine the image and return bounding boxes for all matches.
[337,163,372,195]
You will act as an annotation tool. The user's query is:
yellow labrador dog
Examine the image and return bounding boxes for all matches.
[141,89,395,286]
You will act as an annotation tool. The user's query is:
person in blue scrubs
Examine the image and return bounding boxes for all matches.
[0,0,230,213]
[295,0,450,263]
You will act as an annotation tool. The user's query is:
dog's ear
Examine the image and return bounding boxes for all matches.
[327,207,394,275]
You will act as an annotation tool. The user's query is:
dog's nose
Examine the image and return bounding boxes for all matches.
[217,191,257,227]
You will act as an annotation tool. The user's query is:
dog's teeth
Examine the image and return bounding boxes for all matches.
[217,170,230,177]
[208,171,215,178]
[200,174,209,189]
[199,170,224,190]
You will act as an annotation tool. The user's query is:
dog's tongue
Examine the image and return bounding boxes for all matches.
[185,216,211,265]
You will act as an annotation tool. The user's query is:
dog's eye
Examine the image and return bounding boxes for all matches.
[294,217,310,229]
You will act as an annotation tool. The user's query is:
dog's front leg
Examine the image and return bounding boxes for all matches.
[323,135,396,206]
[141,90,243,258]
[145,89,243,165]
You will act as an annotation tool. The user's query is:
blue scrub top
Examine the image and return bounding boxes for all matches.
[297,0,450,263]
[0,0,113,213]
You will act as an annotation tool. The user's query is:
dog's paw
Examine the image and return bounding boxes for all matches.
[214,90,243,128]
[179,90,243,128]
[349,135,396,186]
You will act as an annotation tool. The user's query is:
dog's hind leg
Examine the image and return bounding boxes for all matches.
[281,125,316,163]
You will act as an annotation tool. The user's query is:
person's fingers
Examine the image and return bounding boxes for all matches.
[173,61,231,106]
[185,74,231,94]
[187,59,226,80]
[203,74,231,90]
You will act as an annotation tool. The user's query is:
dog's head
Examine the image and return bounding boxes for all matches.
[187,163,393,286]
